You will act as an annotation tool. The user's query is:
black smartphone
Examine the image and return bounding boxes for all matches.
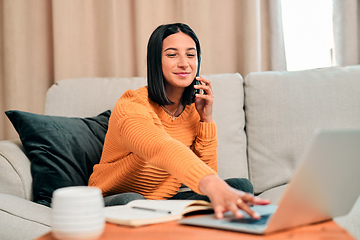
[194,57,202,95]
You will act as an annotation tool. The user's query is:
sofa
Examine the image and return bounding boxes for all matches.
[1,65,360,240]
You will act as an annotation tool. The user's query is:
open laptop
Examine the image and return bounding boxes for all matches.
[180,129,360,234]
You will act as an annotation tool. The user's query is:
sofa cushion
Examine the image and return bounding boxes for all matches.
[44,77,147,118]
[207,74,248,178]
[5,110,110,207]
[244,65,360,194]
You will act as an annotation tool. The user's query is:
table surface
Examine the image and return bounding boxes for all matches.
[37,219,354,240]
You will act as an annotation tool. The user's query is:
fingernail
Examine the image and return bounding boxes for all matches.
[253,212,260,219]
[216,212,223,219]
[236,212,244,219]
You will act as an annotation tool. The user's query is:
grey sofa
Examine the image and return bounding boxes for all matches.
[1,65,360,239]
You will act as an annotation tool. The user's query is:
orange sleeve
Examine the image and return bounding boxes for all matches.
[115,111,217,194]
[192,121,218,172]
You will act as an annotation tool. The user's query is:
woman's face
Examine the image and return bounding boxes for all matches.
[161,32,198,90]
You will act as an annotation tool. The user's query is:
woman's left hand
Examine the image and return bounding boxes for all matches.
[194,76,214,123]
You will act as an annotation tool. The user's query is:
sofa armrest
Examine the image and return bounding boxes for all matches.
[0,193,51,240]
[0,140,33,200]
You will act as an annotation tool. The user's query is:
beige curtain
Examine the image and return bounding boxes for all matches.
[333,0,360,66]
[0,0,286,141]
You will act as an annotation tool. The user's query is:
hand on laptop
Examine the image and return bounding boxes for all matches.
[199,175,270,220]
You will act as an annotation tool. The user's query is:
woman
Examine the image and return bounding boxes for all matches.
[89,23,269,219]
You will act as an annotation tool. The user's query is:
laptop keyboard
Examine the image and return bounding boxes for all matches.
[229,213,272,226]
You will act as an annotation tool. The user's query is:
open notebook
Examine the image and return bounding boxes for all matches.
[105,199,212,227]
[180,129,360,234]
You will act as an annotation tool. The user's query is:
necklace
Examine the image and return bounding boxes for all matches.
[161,104,182,121]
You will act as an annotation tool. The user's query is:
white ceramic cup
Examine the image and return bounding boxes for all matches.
[51,186,105,240]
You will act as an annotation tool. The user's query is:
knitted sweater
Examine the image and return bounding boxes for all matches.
[88,86,218,199]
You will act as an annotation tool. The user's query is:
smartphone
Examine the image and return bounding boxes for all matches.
[194,57,203,95]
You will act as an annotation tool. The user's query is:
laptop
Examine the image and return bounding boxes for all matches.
[180,129,360,234]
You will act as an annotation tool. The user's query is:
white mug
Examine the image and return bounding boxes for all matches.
[51,186,105,240]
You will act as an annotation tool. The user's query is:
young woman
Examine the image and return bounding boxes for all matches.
[89,23,269,219]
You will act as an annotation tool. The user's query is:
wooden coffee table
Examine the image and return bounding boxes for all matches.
[37,219,354,240]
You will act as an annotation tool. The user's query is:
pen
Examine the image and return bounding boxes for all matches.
[131,206,172,214]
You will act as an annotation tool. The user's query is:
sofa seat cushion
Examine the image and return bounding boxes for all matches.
[257,184,288,204]
[6,110,110,207]
[244,65,360,194]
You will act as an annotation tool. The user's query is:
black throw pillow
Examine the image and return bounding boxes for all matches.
[5,110,111,207]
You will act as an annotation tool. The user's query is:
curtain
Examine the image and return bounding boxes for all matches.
[333,0,360,66]
[0,0,286,140]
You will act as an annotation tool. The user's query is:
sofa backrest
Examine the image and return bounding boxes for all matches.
[244,65,360,194]
[44,73,248,179]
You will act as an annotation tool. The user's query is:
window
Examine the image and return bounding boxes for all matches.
[281,0,334,71]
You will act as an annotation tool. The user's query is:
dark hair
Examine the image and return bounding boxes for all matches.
[147,23,201,106]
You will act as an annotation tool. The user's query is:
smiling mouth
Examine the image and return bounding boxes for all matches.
[175,72,190,78]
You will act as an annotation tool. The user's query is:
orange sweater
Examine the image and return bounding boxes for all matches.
[88,86,218,199]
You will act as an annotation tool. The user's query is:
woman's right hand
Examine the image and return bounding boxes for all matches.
[199,175,270,219]
[194,76,214,123]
